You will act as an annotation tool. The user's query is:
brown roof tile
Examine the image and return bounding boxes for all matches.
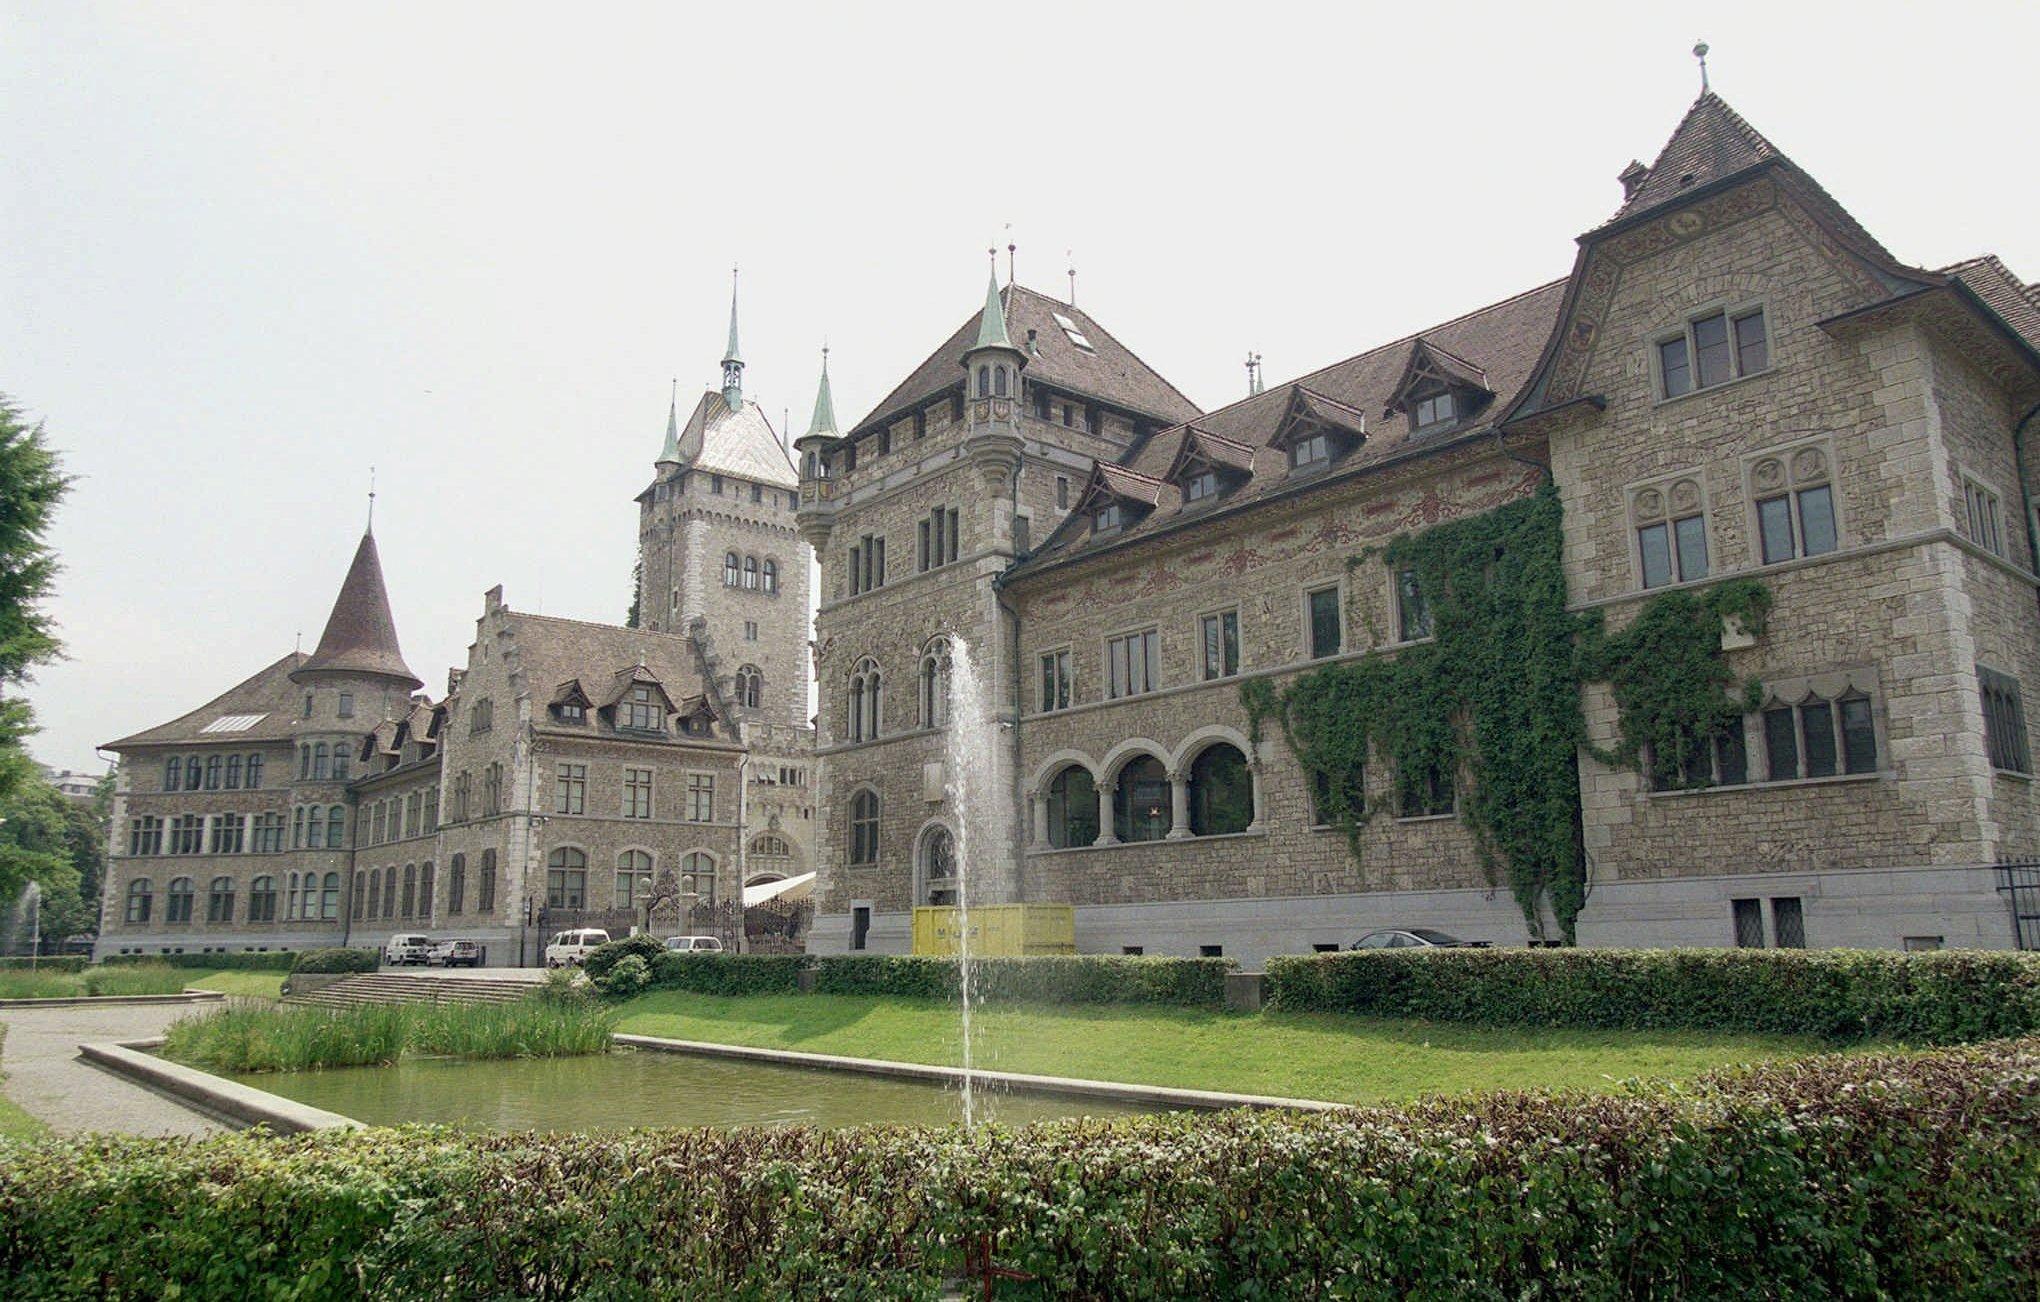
[1941,255,2040,352]
[105,653,307,750]
[292,532,420,688]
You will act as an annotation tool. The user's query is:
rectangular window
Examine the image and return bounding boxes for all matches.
[1306,586,1341,659]
[1731,897,1765,948]
[1039,649,1072,712]
[624,767,653,819]
[1673,514,1709,581]
[209,814,244,855]
[1771,896,1806,949]
[1201,610,1240,680]
[1757,495,1796,564]
[337,692,354,719]
[1093,503,1122,534]
[851,906,871,951]
[546,868,586,910]
[1056,476,1069,509]
[554,763,586,815]
[1714,723,1749,787]
[1412,391,1456,429]
[1763,706,1799,781]
[1692,311,1732,389]
[1965,479,2005,556]
[1289,433,1329,470]
[1658,336,1692,399]
[1637,522,1673,589]
[1397,762,1455,817]
[1106,629,1159,699]
[1733,310,1768,377]
[1199,944,1224,958]
[1661,307,1768,399]
[1797,484,1837,556]
[1980,665,2032,773]
[687,774,715,822]
[1396,570,1432,642]
[172,815,204,855]
[1800,699,1837,778]
[1184,470,1219,502]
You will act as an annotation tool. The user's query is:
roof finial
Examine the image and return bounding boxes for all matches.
[366,466,376,532]
[1005,224,1016,286]
[1244,352,1263,397]
[1066,249,1076,307]
[721,266,744,408]
[1693,39,1710,93]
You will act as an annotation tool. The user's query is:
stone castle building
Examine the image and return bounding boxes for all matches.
[96,296,816,962]
[801,91,2040,961]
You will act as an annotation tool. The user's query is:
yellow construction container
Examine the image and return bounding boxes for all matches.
[911,903,1075,957]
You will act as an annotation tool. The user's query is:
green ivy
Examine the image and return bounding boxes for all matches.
[1241,484,1767,945]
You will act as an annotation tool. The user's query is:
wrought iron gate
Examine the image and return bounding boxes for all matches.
[1996,862,2040,950]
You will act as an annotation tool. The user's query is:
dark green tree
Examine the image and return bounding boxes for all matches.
[0,395,73,918]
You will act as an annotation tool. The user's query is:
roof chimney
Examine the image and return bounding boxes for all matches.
[1618,160,1650,200]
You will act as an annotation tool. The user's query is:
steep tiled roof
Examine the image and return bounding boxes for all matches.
[293,532,420,688]
[670,390,797,489]
[1015,278,1567,573]
[1942,255,2040,352]
[851,283,1201,437]
[105,653,306,749]
[496,611,716,736]
[1606,92,1778,224]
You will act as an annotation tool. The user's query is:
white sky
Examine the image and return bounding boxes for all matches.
[6,1,2036,772]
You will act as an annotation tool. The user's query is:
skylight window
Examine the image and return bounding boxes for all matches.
[1052,312,1095,352]
[200,714,267,734]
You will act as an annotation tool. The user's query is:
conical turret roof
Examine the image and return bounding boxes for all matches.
[291,531,421,688]
[970,270,1017,352]
[802,350,840,440]
[657,382,681,465]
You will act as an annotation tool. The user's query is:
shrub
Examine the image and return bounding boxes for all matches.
[0,956,86,973]
[80,965,192,997]
[535,967,596,1010]
[0,970,85,999]
[289,948,380,975]
[581,933,665,982]
[4,1039,2037,1297]
[1265,947,2040,1044]
[102,951,298,971]
[811,954,1235,1007]
[646,951,806,996]
[596,954,652,998]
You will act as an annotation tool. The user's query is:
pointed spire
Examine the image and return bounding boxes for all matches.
[657,378,681,466]
[291,532,421,688]
[721,266,745,408]
[971,256,1016,353]
[804,346,840,439]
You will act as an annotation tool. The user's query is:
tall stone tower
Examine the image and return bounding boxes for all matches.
[634,278,810,732]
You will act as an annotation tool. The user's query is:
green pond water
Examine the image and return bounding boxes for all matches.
[229,1050,1161,1130]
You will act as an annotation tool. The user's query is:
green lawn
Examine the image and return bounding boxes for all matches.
[0,966,286,1002]
[181,970,286,1000]
[612,992,1819,1105]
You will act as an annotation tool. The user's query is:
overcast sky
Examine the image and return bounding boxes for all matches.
[5,1,2036,773]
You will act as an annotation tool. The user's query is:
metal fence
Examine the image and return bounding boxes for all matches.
[1996,862,2040,950]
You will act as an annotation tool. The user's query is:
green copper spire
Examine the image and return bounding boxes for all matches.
[971,267,1015,352]
[657,378,681,465]
[721,266,745,407]
[804,346,840,438]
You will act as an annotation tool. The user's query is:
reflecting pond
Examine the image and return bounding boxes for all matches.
[229,1049,1161,1130]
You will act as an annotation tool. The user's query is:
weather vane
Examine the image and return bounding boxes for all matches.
[1694,40,1710,93]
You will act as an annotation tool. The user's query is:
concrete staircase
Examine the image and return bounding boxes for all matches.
[284,971,544,1010]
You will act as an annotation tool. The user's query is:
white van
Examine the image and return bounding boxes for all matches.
[662,935,725,953]
[384,933,433,966]
[544,928,611,968]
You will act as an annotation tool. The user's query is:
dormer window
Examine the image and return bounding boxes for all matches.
[1290,433,1331,470]
[625,687,662,732]
[1184,469,1219,503]
[556,703,584,724]
[1093,503,1122,534]
[1411,390,1457,431]
[1385,338,1493,435]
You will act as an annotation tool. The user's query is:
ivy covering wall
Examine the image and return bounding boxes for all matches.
[1243,483,1766,945]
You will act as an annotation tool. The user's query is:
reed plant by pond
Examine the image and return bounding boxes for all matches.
[161,997,618,1074]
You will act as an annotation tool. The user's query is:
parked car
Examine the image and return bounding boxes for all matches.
[544,928,611,968]
[662,935,725,953]
[1349,929,1490,950]
[384,933,434,965]
[426,939,483,968]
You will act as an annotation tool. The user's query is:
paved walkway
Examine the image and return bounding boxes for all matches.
[1,1000,228,1137]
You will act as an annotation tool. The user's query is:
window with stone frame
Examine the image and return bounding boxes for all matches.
[1979,664,2032,774]
[209,813,245,855]
[165,876,194,923]
[246,752,263,789]
[1039,648,1072,712]
[1748,441,1838,565]
[1395,569,1433,642]
[252,812,284,853]
[478,850,497,913]
[848,659,883,741]
[470,698,493,735]
[918,507,961,571]
[204,755,221,790]
[1964,476,2007,557]
[1306,585,1342,659]
[1647,718,1749,792]
[170,814,204,855]
[1201,608,1240,680]
[206,876,234,923]
[1629,474,1711,589]
[128,816,163,856]
[484,763,503,815]
[849,788,880,865]
[686,773,715,822]
[918,647,951,728]
[623,767,654,819]
[447,855,466,914]
[624,686,664,732]
[247,874,276,921]
[1657,304,1768,399]
[555,763,587,815]
[546,848,587,909]
[1112,755,1172,843]
[125,878,152,924]
[615,850,654,909]
[1044,764,1098,848]
[1396,758,1455,818]
[1756,669,1881,782]
[1106,628,1159,699]
[327,804,345,848]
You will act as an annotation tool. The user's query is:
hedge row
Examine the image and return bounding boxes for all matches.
[101,951,300,972]
[289,948,381,975]
[0,956,85,973]
[1267,947,2040,1043]
[4,1039,2036,1297]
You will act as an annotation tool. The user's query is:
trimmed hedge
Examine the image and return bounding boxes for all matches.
[812,954,1236,1007]
[649,951,806,996]
[102,951,299,971]
[3,1040,2036,1297]
[1267,947,2040,1044]
[0,956,85,973]
[289,948,380,975]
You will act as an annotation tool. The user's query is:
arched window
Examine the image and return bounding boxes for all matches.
[297,745,311,780]
[383,866,397,919]
[184,756,202,791]
[849,658,883,742]
[918,648,950,728]
[352,870,366,919]
[976,364,990,398]
[321,872,341,920]
[164,756,181,791]
[327,805,345,848]
[734,665,763,710]
[417,863,433,920]
[1112,755,1172,843]
[478,849,496,913]
[207,876,235,923]
[762,559,778,594]
[248,875,276,922]
[919,824,957,906]
[331,746,349,781]
[993,365,1008,398]
[850,789,880,865]
[448,854,466,914]
[164,876,194,923]
[246,752,263,789]
[679,850,716,904]
[401,864,416,917]
[1046,765,1099,849]
[743,556,759,590]
[616,849,653,909]
[1187,743,1253,836]
[225,754,243,789]
[546,847,587,909]
[313,742,330,781]
[204,755,222,790]
[125,877,153,924]
[367,869,381,918]
[285,872,301,921]
[307,806,325,849]
[724,552,741,586]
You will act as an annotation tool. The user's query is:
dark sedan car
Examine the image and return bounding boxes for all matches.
[1350,929,1491,950]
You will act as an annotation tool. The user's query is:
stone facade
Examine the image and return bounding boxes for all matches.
[804,92,2040,963]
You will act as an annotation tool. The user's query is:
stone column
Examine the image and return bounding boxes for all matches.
[1028,791,1047,847]
[1165,769,1192,839]
[1094,781,1119,846]
[1246,760,1265,835]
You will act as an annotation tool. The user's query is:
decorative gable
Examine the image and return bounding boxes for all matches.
[1163,425,1255,503]
[674,694,722,737]
[1073,461,1165,536]
[1384,337,1494,431]
[549,678,593,723]
[601,664,678,733]
[1269,386,1368,471]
